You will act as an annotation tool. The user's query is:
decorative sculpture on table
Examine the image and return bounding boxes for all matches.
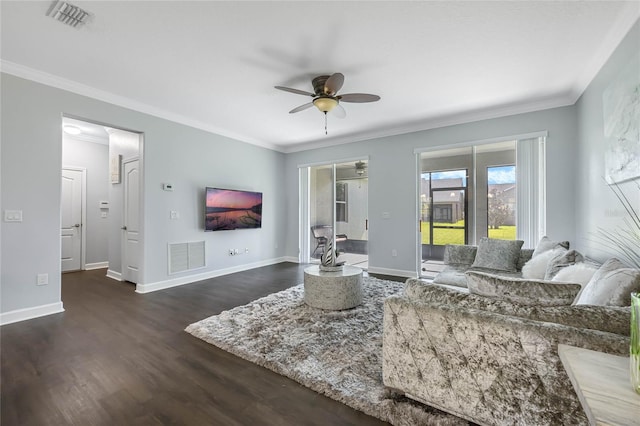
[320,238,344,272]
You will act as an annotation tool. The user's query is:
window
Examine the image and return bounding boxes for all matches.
[487,165,516,240]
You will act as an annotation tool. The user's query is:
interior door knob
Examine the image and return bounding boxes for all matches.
[121,226,127,230]
[74,223,80,228]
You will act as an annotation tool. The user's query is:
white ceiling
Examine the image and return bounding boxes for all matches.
[2,1,638,153]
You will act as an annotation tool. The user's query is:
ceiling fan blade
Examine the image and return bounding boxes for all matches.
[275,86,315,97]
[331,103,346,119]
[338,93,381,103]
[324,73,344,96]
[289,102,314,114]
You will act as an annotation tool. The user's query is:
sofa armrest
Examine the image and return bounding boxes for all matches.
[382,296,629,425]
[404,278,631,336]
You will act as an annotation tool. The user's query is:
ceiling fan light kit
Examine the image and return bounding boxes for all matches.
[313,97,338,113]
[275,72,380,135]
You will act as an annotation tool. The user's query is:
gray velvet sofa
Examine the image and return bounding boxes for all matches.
[382,279,630,426]
[432,244,534,290]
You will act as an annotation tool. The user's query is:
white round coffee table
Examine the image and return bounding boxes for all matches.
[303,265,363,310]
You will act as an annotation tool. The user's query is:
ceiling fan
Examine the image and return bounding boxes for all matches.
[275,73,380,134]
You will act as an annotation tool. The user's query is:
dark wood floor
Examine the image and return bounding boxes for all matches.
[1,263,403,426]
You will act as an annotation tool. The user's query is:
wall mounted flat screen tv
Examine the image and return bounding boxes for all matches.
[205,187,262,231]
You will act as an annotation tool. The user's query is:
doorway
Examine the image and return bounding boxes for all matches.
[302,159,369,268]
[60,116,143,285]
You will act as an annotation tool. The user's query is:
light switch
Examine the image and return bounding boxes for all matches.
[170,211,179,220]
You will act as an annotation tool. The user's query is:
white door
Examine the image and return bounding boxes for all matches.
[61,168,83,272]
[123,159,140,283]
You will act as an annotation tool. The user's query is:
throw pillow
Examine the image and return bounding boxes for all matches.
[522,247,564,279]
[544,249,584,280]
[470,237,524,273]
[575,258,640,306]
[532,236,570,257]
[465,271,582,306]
[443,244,477,266]
[552,262,599,288]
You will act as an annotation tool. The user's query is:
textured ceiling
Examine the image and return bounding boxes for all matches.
[1,1,638,152]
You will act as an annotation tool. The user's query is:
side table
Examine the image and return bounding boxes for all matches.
[303,265,363,310]
[558,344,640,425]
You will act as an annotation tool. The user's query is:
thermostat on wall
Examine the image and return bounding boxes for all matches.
[162,183,174,191]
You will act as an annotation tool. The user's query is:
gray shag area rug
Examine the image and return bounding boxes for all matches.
[185,276,467,426]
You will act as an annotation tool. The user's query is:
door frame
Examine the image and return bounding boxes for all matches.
[298,155,370,265]
[61,114,146,287]
[61,166,87,271]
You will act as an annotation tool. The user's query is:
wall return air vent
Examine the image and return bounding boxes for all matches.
[47,1,90,28]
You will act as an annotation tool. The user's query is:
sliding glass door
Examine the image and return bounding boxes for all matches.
[418,138,539,278]
[303,159,369,268]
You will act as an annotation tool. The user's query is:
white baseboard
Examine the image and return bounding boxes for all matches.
[106,269,123,281]
[135,257,294,294]
[282,256,299,263]
[85,261,108,270]
[1,302,65,326]
[367,266,417,279]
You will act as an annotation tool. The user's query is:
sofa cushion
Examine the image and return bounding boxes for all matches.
[521,247,563,279]
[575,258,640,306]
[515,249,534,271]
[544,249,584,280]
[470,237,524,272]
[465,271,581,306]
[532,235,570,257]
[432,265,469,288]
[552,262,599,287]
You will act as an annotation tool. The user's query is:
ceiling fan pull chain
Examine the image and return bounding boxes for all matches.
[324,112,328,135]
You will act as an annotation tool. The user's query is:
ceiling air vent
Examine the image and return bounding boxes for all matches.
[47,1,90,28]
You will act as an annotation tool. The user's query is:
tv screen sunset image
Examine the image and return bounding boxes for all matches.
[205,188,262,231]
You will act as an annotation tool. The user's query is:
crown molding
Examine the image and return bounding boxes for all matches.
[0,60,285,153]
[569,10,640,104]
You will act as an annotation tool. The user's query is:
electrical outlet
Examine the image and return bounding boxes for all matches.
[234,248,239,255]
[37,273,48,286]
[391,249,398,257]
[4,210,23,222]
[170,211,179,220]
[245,248,249,253]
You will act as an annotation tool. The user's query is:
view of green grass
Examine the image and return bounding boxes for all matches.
[488,226,516,240]
[421,220,515,245]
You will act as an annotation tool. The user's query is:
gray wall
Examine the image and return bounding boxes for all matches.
[1,73,287,314]
[575,19,640,263]
[62,136,110,266]
[285,107,578,275]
